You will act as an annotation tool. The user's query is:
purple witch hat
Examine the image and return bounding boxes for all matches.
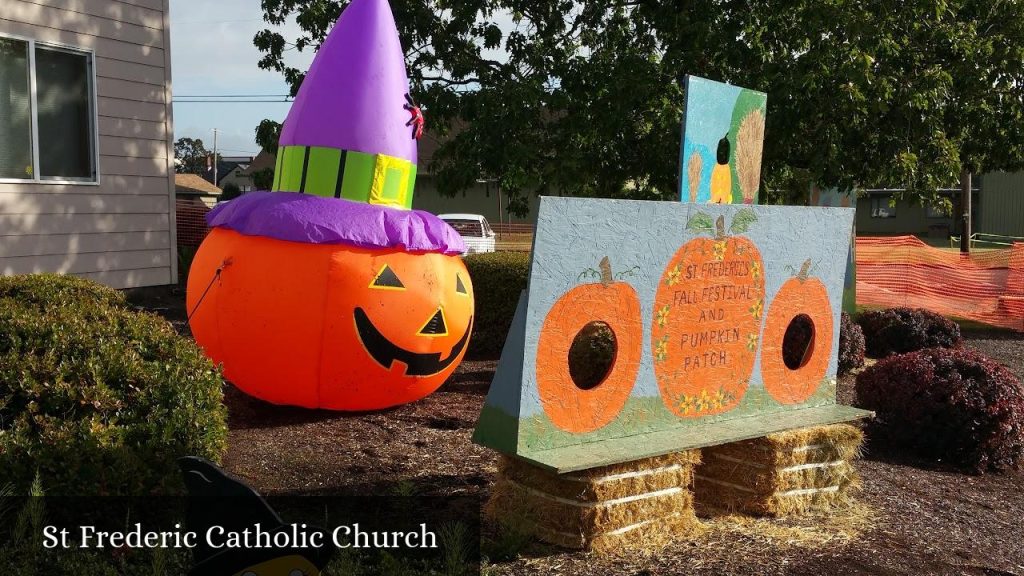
[206,0,464,255]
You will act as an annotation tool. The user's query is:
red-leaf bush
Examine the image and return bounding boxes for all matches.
[855,347,1024,472]
[858,307,961,358]
[838,312,866,374]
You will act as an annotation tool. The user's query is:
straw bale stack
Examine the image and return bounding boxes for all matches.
[694,424,863,516]
[486,451,703,552]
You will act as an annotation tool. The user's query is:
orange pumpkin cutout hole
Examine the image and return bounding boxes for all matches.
[537,257,641,433]
[653,210,765,417]
[761,260,834,405]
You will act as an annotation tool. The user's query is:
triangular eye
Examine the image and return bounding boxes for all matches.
[371,264,405,289]
[455,273,468,295]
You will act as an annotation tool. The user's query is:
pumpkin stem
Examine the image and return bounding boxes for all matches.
[715,215,726,239]
[798,258,812,281]
[599,256,613,286]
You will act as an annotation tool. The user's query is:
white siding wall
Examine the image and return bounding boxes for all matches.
[0,0,176,288]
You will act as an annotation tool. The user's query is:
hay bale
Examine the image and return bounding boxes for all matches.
[486,451,702,551]
[694,424,863,517]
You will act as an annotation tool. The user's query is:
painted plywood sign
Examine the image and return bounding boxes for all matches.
[810,185,858,313]
[678,76,767,205]
[473,197,869,472]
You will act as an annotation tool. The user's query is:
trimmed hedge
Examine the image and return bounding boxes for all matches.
[858,307,962,358]
[464,252,530,358]
[838,312,866,375]
[856,347,1024,472]
[0,274,227,495]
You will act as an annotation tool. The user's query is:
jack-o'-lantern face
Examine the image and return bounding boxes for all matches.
[187,228,474,411]
[317,248,474,409]
[354,255,475,377]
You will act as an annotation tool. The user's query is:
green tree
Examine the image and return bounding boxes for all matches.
[251,167,276,190]
[255,119,282,156]
[173,137,217,175]
[220,182,243,201]
[255,0,1024,212]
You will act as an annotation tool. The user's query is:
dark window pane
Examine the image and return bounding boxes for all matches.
[0,38,33,179]
[35,46,94,180]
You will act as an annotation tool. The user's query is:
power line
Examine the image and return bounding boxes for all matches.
[173,99,294,103]
[175,94,291,98]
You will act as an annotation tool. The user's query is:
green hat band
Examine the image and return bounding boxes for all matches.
[272,145,416,209]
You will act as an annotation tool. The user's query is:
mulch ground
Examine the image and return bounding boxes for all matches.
[127,285,1024,575]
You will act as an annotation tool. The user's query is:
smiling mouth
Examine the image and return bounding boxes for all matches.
[354,308,473,377]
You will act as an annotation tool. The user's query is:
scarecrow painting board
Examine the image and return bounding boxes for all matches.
[474,197,870,473]
[678,76,767,205]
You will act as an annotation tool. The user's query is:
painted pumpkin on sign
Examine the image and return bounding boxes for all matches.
[536,257,642,433]
[188,219,473,411]
[760,259,834,404]
[652,209,765,417]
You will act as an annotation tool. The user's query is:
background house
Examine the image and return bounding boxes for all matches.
[410,132,540,223]
[854,188,970,239]
[174,174,217,268]
[201,155,255,191]
[855,173,1024,241]
[0,0,176,289]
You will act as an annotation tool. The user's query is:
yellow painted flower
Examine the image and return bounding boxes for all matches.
[713,240,727,261]
[656,305,671,328]
[654,336,669,362]
[665,264,681,286]
[712,389,726,410]
[750,298,763,320]
[746,333,758,351]
[696,389,712,412]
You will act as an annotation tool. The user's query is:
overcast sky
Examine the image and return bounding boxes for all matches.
[169,0,314,157]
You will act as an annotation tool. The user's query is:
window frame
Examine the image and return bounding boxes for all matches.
[870,196,897,219]
[0,32,100,186]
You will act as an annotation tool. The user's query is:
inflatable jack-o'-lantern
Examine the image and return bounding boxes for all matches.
[186,0,473,410]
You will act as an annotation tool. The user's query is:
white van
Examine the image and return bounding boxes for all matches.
[439,213,496,254]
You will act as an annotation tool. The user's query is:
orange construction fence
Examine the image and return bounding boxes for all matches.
[856,235,1024,331]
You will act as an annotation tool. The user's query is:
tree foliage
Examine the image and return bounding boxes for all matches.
[173,137,215,175]
[251,167,276,190]
[255,0,1024,212]
[255,119,283,156]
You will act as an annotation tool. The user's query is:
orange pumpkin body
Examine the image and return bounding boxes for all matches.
[187,228,474,410]
[652,235,764,417]
[536,279,642,433]
[760,275,833,404]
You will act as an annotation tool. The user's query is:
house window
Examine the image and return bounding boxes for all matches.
[870,197,896,218]
[0,35,98,183]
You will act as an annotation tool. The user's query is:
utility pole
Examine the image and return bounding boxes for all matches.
[960,168,971,254]
[211,128,220,186]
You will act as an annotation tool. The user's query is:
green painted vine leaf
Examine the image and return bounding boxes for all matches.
[730,208,758,234]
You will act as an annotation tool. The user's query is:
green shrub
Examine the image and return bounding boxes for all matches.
[0,273,126,310]
[464,252,530,358]
[0,274,227,495]
[855,347,1024,473]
